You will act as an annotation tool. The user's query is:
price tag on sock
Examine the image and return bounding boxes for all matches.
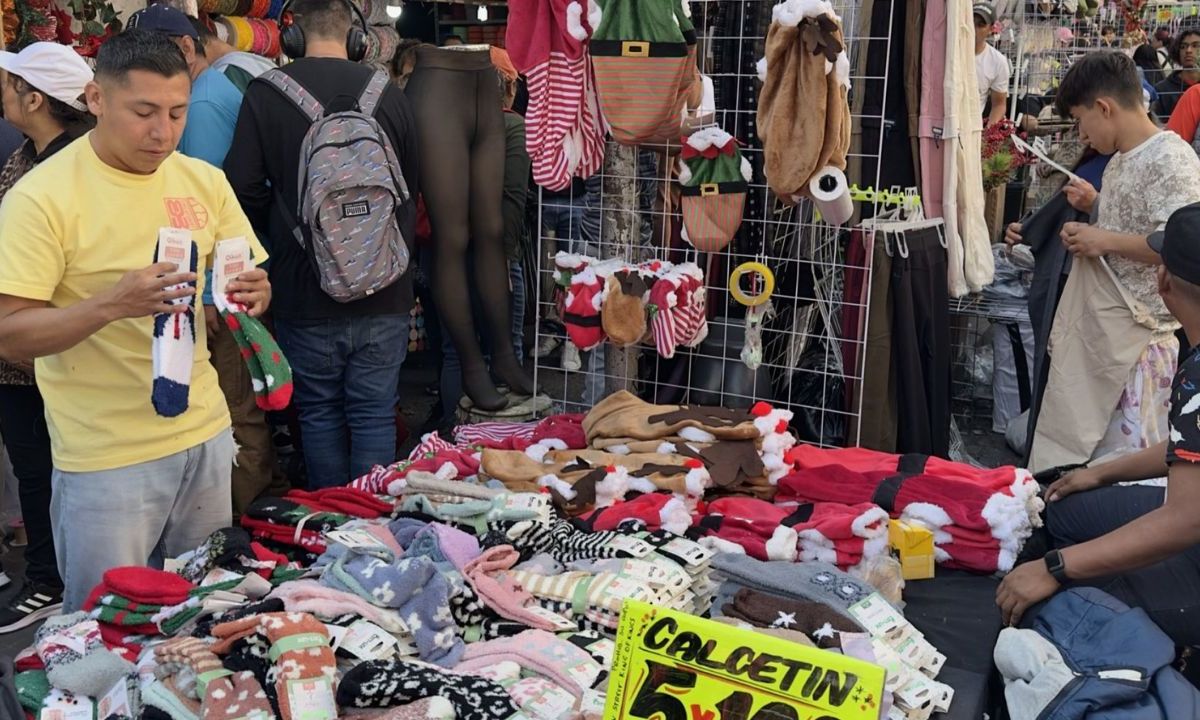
[339,620,399,660]
[97,675,133,719]
[286,676,338,720]
[661,536,714,566]
[212,236,251,302]
[603,534,654,557]
[524,604,577,631]
[324,529,391,555]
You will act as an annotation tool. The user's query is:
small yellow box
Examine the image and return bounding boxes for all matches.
[888,519,935,580]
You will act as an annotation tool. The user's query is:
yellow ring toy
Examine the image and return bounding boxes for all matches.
[729,261,774,307]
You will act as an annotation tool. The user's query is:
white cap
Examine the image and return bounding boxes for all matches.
[0,42,93,112]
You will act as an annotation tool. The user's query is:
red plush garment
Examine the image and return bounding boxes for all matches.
[562,266,607,350]
[776,464,1020,537]
[582,492,692,535]
[349,448,483,494]
[786,444,1030,495]
[284,487,393,518]
[101,566,194,606]
[695,498,798,562]
[241,517,327,553]
[532,413,588,449]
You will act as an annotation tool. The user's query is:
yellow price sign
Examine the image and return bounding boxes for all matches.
[605,600,887,720]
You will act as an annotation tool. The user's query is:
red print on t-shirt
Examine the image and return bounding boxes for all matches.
[163,197,209,230]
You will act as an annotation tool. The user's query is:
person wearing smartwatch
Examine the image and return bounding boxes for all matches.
[996,203,1200,647]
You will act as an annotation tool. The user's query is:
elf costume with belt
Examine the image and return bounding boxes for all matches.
[589,0,692,145]
[678,126,752,253]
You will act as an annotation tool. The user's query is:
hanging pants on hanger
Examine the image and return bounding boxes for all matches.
[844,229,898,452]
[889,225,951,457]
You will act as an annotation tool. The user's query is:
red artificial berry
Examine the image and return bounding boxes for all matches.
[606,465,617,473]
[775,419,789,434]
[750,401,772,417]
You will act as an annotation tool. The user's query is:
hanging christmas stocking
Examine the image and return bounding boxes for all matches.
[601,267,650,347]
[674,263,709,347]
[679,128,751,253]
[152,240,199,417]
[590,0,691,145]
[562,265,607,350]
[213,280,294,411]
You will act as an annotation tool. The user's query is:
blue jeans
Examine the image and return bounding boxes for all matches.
[275,315,409,488]
[441,259,526,420]
[541,201,583,251]
[1047,485,1200,646]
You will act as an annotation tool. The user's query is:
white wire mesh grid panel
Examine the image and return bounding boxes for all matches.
[528,0,893,449]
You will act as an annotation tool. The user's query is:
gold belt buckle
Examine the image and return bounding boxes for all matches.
[622,41,650,57]
[700,183,719,197]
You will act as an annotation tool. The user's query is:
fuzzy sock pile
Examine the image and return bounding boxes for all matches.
[314,544,464,666]
[240,498,352,554]
[156,637,273,720]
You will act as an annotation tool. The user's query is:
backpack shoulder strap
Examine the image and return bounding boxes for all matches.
[356,70,391,118]
[259,68,324,124]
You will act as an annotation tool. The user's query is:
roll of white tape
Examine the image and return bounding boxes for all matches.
[809,166,854,227]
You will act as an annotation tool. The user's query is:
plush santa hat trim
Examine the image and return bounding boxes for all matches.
[596,466,631,507]
[851,506,890,538]
[740,157,753,182]
[934,547,951,563]
[628,476,658,494]
[555,251,589,270]
[657,441,678,455]
[678,160,693,185]
[586,0,602,31]
[566,2,588,41]
[997,547,1017,573]
[981,493,1032,540]
[765,525,799,561]
[756,57,768,82]
[796,528,834,548]
[679,427,716,443]
[684,466,710,496]
[538,474,577,501]
[524,442,551,463]
[698,535,746,555]
[902,502,953,529]
[772,0,841,28]
[862,535,889,560]
[685,126,735,152]
[800,544,836,564]
[658,496,692,535]
[608,444,631,455]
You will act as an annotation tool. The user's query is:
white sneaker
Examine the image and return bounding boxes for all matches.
[562,341,582,372]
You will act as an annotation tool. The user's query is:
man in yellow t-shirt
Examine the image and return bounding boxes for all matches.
[0,30,270,611]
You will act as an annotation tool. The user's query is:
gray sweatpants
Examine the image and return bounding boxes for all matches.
[51,429,234,611]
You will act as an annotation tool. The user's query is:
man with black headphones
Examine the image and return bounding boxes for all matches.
[225,0,419,488]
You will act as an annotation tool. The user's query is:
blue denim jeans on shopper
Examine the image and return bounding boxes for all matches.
[275,315,409,488]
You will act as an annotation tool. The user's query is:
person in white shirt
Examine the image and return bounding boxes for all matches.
[974,2,1012,125]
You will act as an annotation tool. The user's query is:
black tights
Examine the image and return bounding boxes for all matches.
[406,47,532,410]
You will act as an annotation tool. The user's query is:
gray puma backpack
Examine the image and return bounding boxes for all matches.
[261,69,410,302]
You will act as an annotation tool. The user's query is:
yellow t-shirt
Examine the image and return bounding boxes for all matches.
[0,135,268,472]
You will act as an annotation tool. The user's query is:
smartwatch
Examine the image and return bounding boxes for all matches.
[1043,549,1069,584]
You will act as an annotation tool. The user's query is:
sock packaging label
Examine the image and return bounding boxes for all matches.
[286,676,338,720]
[156,227,194,304]
[213,236,251,300]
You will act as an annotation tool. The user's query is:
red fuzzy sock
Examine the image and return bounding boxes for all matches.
[101,567,194,605]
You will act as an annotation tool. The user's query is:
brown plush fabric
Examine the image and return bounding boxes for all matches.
[601,271,649,347]
[547,449,703,496]
[757,13,851,199]
[583,390,761,445]
[721,587,866,649]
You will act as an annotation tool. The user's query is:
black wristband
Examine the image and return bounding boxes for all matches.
[1044,549,1069,584]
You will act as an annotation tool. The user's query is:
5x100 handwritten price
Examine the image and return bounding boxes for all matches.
[626,660,871,720]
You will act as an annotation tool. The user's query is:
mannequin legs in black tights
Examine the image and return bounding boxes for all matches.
[407,47,534,410]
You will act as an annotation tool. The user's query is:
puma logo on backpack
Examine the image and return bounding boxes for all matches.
[261,68,410,302]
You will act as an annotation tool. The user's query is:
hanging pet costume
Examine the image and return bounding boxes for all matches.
[590,0,692,145]
[678,127,752,253]
[756,0,851,209]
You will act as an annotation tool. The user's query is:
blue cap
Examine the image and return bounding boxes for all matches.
[126,4,199,40]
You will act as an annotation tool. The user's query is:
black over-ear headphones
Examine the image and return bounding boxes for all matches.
[278,0,368,62]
